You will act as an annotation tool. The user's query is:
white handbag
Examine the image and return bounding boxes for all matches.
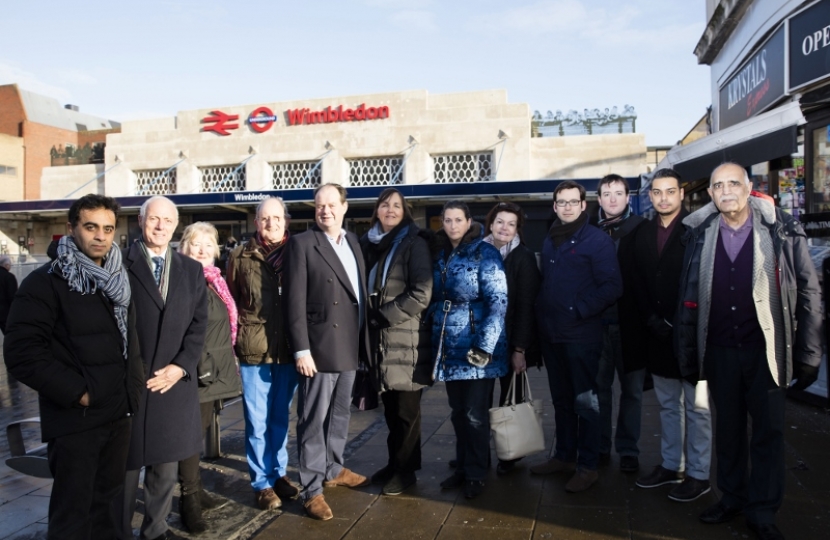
[489,371,545,461]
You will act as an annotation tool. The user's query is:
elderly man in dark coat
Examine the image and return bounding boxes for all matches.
[117,195,208,540]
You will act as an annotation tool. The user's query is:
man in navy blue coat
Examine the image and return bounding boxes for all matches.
[530,180,622,493]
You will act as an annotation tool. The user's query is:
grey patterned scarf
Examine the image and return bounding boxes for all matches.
[50,235,131,358]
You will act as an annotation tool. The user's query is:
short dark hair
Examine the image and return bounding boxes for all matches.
[485,201,525,241]
[598,174,630,195]
[652,168,682,188]
[441,200,471,220]
[370,188,413,227]
[68,194,120,227]
[553,181,586,202]
[314,183,347,203]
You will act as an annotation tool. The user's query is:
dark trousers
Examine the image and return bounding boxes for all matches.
[381,389,422,474]
[297,370,356,501]
[178,401,215,495]
[542,340,602,470]
[445,378,495,482]
[46,416,131,540]
[705,345,785,525]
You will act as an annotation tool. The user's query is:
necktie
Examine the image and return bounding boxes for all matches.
[152,256,164,286]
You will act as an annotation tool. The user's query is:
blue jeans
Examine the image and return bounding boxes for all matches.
[445,378,495,481]
[542,340,602,470]
[240,363,299,491]
[597,324,645,457]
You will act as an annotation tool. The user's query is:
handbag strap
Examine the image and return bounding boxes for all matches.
[432,300,452,381]
[505,371,518,406]
[520,371,534,403]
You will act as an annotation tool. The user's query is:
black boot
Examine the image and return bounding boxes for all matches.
[180,492,208,534]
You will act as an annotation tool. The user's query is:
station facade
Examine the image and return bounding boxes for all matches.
[0,87,647,262]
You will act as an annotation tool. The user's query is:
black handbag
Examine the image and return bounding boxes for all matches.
[352,365,379,411]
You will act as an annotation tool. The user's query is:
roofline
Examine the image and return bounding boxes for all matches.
[0,177,641,215]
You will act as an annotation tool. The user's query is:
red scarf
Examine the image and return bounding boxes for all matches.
[204,265,238,346]
[257,231,290,274]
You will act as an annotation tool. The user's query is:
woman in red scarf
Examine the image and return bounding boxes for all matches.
[176,222,242,533]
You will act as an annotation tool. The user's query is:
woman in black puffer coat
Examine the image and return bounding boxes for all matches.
[483,201,542,474]
[359,188,433,496]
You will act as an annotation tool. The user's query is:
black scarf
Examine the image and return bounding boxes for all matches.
[597,204,636,240]
[548,212,587,247]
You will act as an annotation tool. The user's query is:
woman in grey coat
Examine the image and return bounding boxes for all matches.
[359,188,433,496]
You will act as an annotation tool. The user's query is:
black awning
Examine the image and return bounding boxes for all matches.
[673,125,798,183]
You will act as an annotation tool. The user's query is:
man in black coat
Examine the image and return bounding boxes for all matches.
[284,184,370,520]
[0,254,17,334]
[627,169,712,503]
[4,194,143,539]
[593,174,645,474]
[117,195,208,540]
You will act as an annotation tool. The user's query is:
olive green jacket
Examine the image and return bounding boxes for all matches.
[226,236,291,365]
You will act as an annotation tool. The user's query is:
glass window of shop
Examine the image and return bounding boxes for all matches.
[811,124,830,214]
[751,158,806,219]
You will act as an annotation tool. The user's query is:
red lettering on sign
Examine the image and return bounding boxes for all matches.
[283,103,390,126]
[202,110,239,136]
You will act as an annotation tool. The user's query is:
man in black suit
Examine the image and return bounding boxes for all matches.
[118,195,207,540]
[284,184,370,521]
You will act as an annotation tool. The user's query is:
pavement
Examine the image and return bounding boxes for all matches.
[2,361,830,539]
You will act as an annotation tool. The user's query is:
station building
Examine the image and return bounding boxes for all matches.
[0,86,647,263]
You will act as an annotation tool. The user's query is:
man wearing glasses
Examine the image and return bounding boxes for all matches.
[531,180,622,493]
[676,162,821,540]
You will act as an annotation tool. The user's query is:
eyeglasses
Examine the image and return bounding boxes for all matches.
[555,200,582,208]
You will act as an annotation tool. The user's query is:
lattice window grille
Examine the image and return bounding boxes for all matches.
[433,152,493,183]
[348,156,404,186]
[135,168,177,195]
[200,165,246,192]
[271,161,322,189]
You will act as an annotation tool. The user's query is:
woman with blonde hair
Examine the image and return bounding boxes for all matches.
[176,222,242,533]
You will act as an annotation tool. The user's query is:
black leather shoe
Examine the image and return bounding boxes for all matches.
[620,455,639,473]
[464,480,485,499]
[440,472,465,490]
[746,521,785,540]
[382,472,416,495]
[699,501,742,524]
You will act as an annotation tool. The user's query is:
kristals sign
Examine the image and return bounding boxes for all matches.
[201,103,391,136]
[719,25,786,130]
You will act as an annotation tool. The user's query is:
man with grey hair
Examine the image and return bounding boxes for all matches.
[676,162,822,540]
[118,195,208,540]
[0,254,17,334]
[226,196,301,511]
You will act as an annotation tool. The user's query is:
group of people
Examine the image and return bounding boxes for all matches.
[1,161,821,540]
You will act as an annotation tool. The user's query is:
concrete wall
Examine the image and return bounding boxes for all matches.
[530,134,646,179]
[0,134,24,201]
[41,163,104,200]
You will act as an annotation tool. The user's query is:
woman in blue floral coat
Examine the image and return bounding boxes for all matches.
[430,200,508,499]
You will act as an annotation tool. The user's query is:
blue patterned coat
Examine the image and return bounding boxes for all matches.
[430,228,508,381]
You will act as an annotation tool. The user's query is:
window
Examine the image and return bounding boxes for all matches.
[272,161,322,189]
[200,165,246,192]
[135,169,176,195]
[433,152,493,183]
[0,165,17,176]
[348,156,403,186]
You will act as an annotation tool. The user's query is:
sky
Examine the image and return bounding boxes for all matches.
[0,0,710,146]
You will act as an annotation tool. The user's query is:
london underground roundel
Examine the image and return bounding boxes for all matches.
[248,107,278,133]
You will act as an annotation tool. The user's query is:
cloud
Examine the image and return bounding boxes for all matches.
[469,0,700,49]
[0,62,72,102]
[390,10,438,33]
[56,68,98,85]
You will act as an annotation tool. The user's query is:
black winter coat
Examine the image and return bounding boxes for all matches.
[502,244,542,367]
[3,264,144,441]
[124,244,208,469]
[624,211,688,378]
[360,223,433,392]
[0,266,18,331]
[198,288,242,403]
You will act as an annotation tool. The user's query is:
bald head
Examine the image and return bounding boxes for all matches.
[708,162,751,219]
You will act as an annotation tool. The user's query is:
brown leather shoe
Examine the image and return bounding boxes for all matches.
[304,494,333,520]
[255,487,281,510]
[274,475,300,500]
[565,468,599,493]
[529,458,577,475]
[323,467,369,488]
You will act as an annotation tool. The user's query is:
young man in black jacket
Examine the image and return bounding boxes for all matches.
[3,194,143,540]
